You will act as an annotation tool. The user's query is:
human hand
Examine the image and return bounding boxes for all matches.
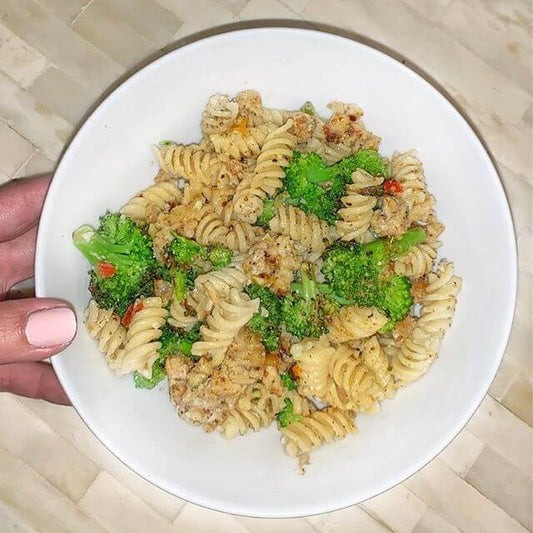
[0,176,76,405]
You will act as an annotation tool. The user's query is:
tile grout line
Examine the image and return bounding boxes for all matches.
[397,0,533,113]
[5,397,102,504]
[0,441,111,531]
[9,151,35,179]
[70,0,96,26]
[412,458,529,532]
[355,504,397,533]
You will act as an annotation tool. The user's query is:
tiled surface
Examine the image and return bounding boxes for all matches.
[0,1,531,531]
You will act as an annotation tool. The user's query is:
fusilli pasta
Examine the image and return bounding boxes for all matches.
[336,169,384,242]
[191,289,260,365]
[156,143,221,185]
[120,180,181,225]
[119,297,167,378]
[269,203,335,256]
[281,408,356,457]
[201,93,239,135]
[390,150,434,224]
[76,90,462,467]
[84,300,126,370]
[328,306,388,343]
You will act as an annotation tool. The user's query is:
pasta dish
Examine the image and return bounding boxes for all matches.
[73,91,461,467]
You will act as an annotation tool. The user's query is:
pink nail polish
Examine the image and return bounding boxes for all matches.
[25,307,77,348]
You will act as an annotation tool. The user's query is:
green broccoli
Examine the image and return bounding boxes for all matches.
[72,213,157,316]
[207,246,233,269]
[335,149,389,179]
[172,267,197,302]
[245,283,282,351]
[277,398,302,428]
[281,372,297,391]
[283,150,388,223]
[158,322,202,359]
[133,323,202,389]
[281,265,338,340]
[255,197,277,228]
[281,268,327,339]
[133,356,166,389]
[321,228,425,328]
[168,234,206,265]
[168,234,233,270]
[300,101,316,115]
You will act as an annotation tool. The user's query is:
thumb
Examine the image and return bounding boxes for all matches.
[0,299,77,364]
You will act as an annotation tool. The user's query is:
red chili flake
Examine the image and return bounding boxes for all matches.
[121,300,144,327]
[96,262,116,278]
[383,179,403,194]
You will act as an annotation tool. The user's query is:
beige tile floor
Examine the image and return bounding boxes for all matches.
[0,0,531,531]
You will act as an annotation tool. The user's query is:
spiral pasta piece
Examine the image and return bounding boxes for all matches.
[326,337,389,412]
[417,261,462,339]
[168,297,198,330]
[192,204,263,253]
[394,243,438,278]
[120,180,181,225]
[390,150,434,224]
[328,306,388,343]
[391,262,461,385]
[156,143,221,185]
[188,266,249,320]
[84,300,126,370]
[232,121,296,223]
[120,297,167,378]
[291,336,337,398]
[191,289,260,365]
[390,328,439,385]
[281,408,356,457]
[269,204,335,255]
[248,107,293,127]
[210,124,274,161]
[201,93,239,135]
[219,382,283,439]
[336,169,384,242]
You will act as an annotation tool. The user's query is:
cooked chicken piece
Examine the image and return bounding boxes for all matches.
[243,234,302,295]
[166,328,266,432]
[371,196,409,237]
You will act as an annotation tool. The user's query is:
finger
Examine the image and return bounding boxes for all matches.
[0,299,77,364]
[0,362,70,405]
[0,175,51,242]
[0,226,37,299]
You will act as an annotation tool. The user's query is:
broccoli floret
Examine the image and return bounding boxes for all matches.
[133,323,202,389]
[321,229,425,327]
[300,101,316,115]
[281,372,297,391]
[73,213,157,316]
[283,150,388,223]
[168,234,233,270]
[255,197,277,228]
[376,274,413,330]
[281,265,337,340]
[133,356,166,389]
[168,234,206,265]
[158,322,202,359]
[245,283,282,351]
[277,398,303,428]
[335,149,389,179]
[207,246,233,269]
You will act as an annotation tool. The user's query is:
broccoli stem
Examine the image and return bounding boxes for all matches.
[73,225,133,267]
[362,227,426,264]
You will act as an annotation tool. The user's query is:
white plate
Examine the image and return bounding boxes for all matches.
[35,28,517,518]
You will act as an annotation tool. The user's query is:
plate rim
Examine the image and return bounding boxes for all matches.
[35,26,518,518]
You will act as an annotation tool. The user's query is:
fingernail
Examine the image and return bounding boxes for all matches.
[25,307,77,348]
